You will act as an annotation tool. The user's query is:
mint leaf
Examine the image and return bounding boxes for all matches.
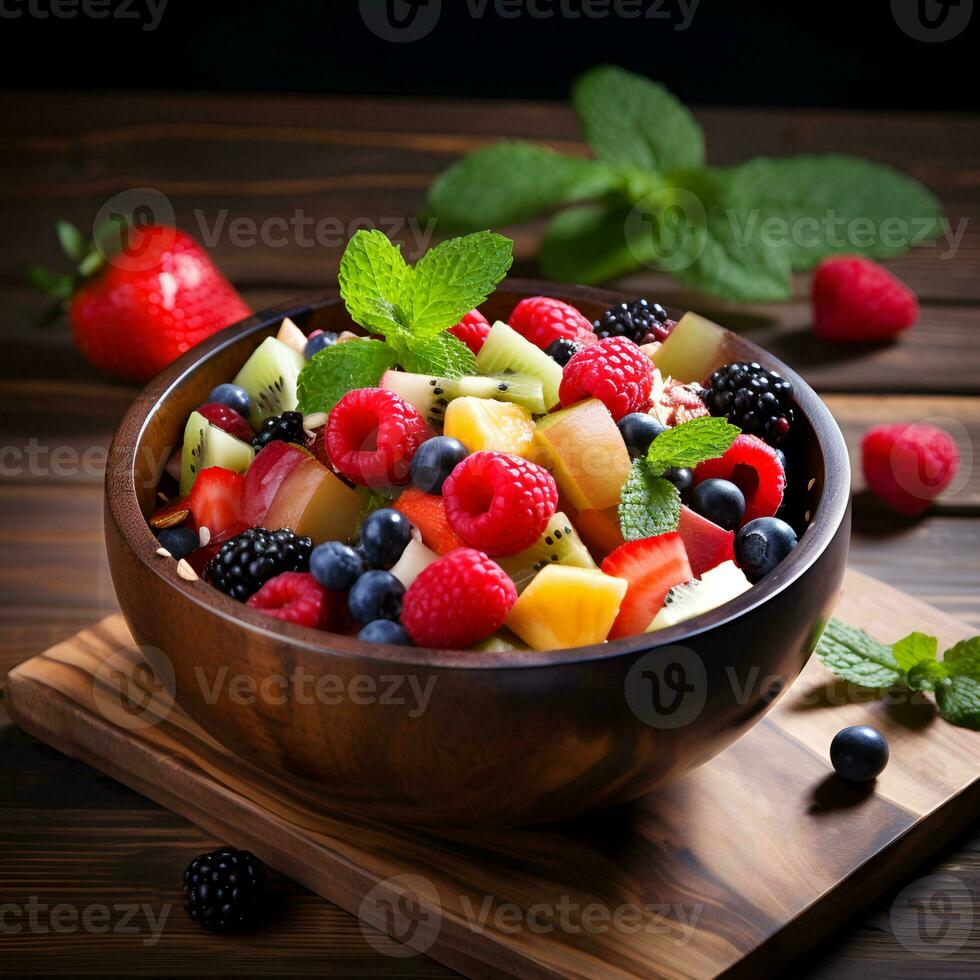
[337,230,413,337]
[573,66,704,173]
[728,155,944,270]
[892,632,939,673]
[56,220,87,261]
[409,231,512,336]
[390,332,477,380]
[426,141,616,232]
[942,638,980,680]
[815,619,903,689]
[646,416,741,473]
[296,340,397,415]
[619,462,682,541]
[936,675,980,731]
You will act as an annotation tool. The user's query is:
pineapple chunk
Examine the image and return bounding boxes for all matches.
[444,397,536,457]
[506,565,628,651]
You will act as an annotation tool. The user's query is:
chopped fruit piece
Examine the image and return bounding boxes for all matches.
[601,533,693,640]
[508,296,597,350]
[677,506,735,577]
[394,488,465,554]
[861,423,959,516]
[506,565,628,651]
[252,411,306,452]
[389,537,439,589]
[360,508,413,568]
[442,451,558,557]
[410,436,468,494]
[647,561,751,632]
[276,317,309,355]
[469,629,529,652]
[211,527,313,601]
[233,336,306,428]
[448,309,492,354]
[574,505,625,561]
[559,336,653,421]
[650,311,726,384]
[243,441,308,527]
[813,256,919,343]
[694,434,786,524]
[534,399,632,512]
[735,517,798,582]
[476,321,564,410]
[308,422,331,467]
[649,371,710,427]
[497,511,597,592]
[187,467,247,537]
[701,362,795,447]
[304,330,339,359]
[265,456,364,544]
[198,402,255,443]
[444,397,536,457]
[594,298,673,345]
[327,388,432,487]
[208,383,252,418]
[401,548,517,648]
[180,410,255,496]
[183,522,250,579]
[247,571,340,630]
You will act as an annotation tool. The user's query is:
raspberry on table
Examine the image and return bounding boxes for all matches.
[211,527,312,601]
[449,309,492,355]
[508,296,597,350]
[594,298,674,345]
[442,450,558,556]
[559,336,653,421]
[862,423,959,516]
[327,388,432,487]
[246,571,340,630]
[401,548,517,648]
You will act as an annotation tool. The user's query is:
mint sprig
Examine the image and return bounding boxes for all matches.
[619,416,740,541]
[816,620,980,731]
[296,339,397,416]
[425,66,943,299]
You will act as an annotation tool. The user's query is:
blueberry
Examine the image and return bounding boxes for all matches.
[411,437,467,495]
[545,338,581,366]
[358,620,413,646]
[359,508,413,569]
[662,466,693,503]
[157,526,199,561]
[304,331,339,360]
[617,413,667,459]
[208,383,251,417]
[691,479,745,531]
[735,517,798,582]
[310,541,365,591]
[830,726,889,782]
[348,570,405,624]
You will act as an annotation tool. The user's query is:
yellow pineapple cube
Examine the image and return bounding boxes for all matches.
[444,397,536,457]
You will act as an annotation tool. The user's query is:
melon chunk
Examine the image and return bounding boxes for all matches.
[265,457,363,544]
[652,312,726,384]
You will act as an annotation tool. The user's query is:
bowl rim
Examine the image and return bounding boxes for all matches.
[107,279,851,671]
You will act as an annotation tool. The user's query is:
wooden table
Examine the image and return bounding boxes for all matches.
[0,91,977,977]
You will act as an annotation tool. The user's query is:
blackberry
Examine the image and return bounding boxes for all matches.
[183,846,267,932]
[211,527,312,601]
[700,362,795,447]
[544,338,581,366]
[252,411,305,452]
[594,298,674,345]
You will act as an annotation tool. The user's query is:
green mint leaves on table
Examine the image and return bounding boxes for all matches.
[425,66,944,300]
[619,416,741,541]
[296,230,513,414]
[816,621,980,731]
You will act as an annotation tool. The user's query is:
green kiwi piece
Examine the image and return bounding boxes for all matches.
[179,411,255,496]
[476,322,563,410]
[497,512,597,593]
[233,336,306,428]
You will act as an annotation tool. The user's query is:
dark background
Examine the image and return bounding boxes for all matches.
[0,0,975,111]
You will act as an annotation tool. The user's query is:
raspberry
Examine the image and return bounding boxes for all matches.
[813,256,919,343]
[442,451,558,556]
[862,423,958,516]
[559,336,653,421]
[509,296,597,351]
[401,548,517,648]
[694,434,786,524]
[449,309,491,355]
[246,572,340,630]
[327,388,432,488]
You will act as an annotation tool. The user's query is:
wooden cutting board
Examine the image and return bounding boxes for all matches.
[6,569,980,979]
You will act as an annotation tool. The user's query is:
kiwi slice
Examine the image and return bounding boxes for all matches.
[233,337,307,428]
[497,512,597,593]
[179,410,255,496]
[474,374,546,415]
[469,629,530,652]
[476,322,563,410]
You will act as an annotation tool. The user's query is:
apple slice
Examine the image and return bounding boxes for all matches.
[265,457,363,543]
[651,312,726,384]
[677,505,735,577]
[243,442,309,527]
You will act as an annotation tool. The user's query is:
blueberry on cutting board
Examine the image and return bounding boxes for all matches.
[830,726,889,783]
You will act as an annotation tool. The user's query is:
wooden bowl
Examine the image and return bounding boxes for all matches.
[105,281,851,828]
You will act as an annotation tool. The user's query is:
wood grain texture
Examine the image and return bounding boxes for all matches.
[6,570,979,980]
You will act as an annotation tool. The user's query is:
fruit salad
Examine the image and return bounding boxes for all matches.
[150,231,802,651]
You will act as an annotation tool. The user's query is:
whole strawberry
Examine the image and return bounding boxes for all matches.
[31,221,251,382]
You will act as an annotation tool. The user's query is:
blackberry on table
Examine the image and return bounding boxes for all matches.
[252,411,306,451]
[594,298,674,345]
[700,362,795,447]
[183,847,267,932]
[211,527,312,601]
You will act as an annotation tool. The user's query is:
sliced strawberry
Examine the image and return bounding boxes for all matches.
[187,466,246,536]
[694,434,785,524]
[677,505,735,577]
[198,402,255,443]
[394,488,464,555]
[601,533,693,640]
[243,441,307,527]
